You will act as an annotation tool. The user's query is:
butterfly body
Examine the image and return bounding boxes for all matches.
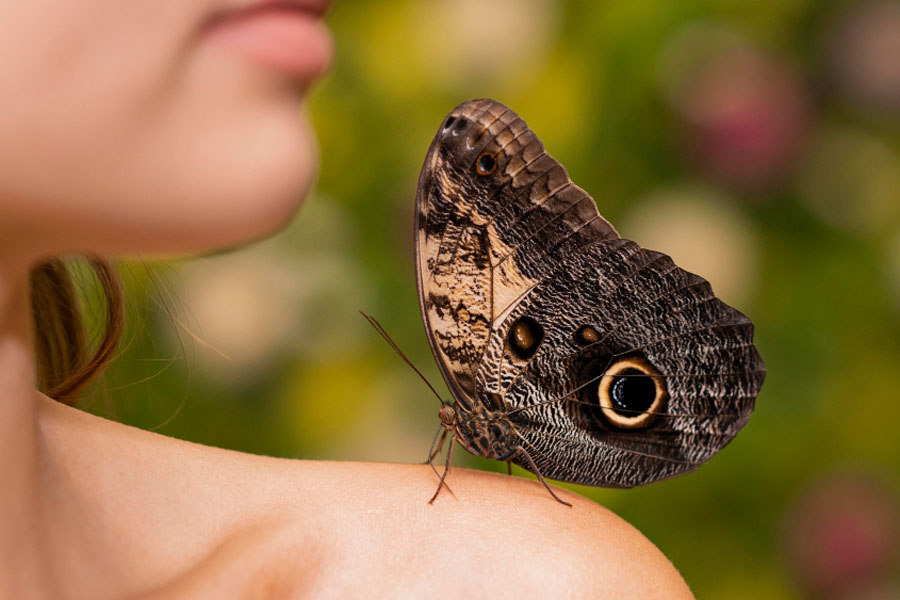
[414,99,765,500]
[441,401,519,462]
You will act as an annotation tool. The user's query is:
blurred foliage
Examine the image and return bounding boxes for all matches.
[84,0,900,597]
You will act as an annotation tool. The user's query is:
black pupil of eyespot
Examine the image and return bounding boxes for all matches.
[444,116,456,129]
[478,154,495,173]
[610,368,656,416]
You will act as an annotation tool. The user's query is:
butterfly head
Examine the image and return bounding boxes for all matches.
[438,402,457,427]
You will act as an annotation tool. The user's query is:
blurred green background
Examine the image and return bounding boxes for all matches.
[88,0,900,597]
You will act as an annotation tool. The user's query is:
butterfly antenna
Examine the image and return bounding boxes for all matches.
[359,310,445,405]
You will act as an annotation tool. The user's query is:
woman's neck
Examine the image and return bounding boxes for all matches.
[0,259,50,597]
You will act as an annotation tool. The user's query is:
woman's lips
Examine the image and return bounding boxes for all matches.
[204,2,333,79]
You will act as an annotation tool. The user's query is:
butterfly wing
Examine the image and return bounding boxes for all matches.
[415,98,618,407]
[415,99,764,487]
[488,239,764,486]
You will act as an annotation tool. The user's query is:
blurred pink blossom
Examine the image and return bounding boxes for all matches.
[660,24,813,193]
[782,471,899,598]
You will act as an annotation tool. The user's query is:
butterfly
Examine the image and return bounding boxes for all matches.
[403,98,764,505]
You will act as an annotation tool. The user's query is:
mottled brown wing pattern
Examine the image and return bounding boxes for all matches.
[415,99,617,403]
[414,98,764,491]
[490,239,764,486]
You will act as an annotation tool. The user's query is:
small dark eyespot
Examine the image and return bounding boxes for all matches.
[575,324,600,346]
[443,116,456,131]
[448,117,467,135]
[508,316,544,360]
[476,152,497,176]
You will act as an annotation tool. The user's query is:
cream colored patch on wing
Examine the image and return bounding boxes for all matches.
[424,220,493,375]
[426,267,491,373]
[487,223,537,324]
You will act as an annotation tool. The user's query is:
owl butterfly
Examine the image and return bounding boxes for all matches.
[412,98,764,506]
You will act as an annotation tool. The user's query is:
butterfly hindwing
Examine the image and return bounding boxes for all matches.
[493,240,763,486]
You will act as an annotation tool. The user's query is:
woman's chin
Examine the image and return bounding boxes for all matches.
[186,106,320,251]
[204,141,318,251]
[126,107,320,255]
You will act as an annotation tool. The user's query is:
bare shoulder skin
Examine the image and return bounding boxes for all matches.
[38,396,693,599]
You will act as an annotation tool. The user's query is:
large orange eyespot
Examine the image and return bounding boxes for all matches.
[476,152,497,176]
[597,356,667,429]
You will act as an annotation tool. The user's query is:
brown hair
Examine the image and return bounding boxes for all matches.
[29,256,124,405]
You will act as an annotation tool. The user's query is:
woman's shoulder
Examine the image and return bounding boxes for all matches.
[287,461,695,598]
[40,397,693,599]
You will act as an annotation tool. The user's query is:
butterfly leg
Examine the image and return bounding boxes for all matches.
[428,434,456,504]
[423,424,452,489]
[506,460,512,476]
[424,426,449,465]
[516,447,572,507]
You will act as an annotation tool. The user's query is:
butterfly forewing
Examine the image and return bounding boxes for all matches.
[415,99,617,400]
